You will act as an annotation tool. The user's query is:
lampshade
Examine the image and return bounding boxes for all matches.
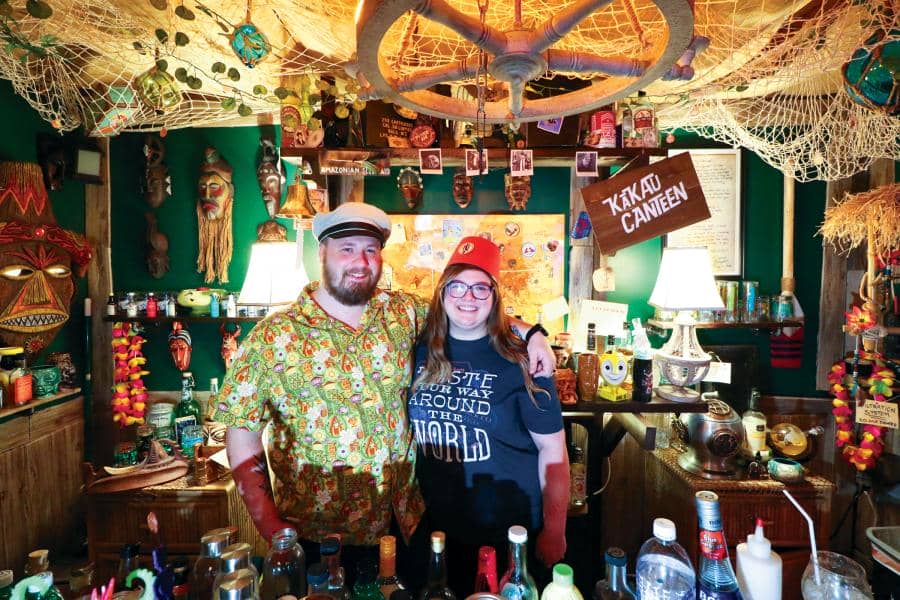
[237,241,308,307]
[277,175,315,220]
[649,247,725,311]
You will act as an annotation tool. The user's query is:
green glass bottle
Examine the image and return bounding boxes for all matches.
[174,372,201,447]
[351,559,384,600]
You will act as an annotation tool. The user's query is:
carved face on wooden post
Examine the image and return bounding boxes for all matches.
[143,135,171,209]
[504,174,531,211]
[197,147,235,284]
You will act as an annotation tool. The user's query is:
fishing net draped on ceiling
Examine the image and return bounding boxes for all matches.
[0,0,896,182]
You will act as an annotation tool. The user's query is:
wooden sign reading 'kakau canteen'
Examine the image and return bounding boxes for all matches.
[582,152,710,254]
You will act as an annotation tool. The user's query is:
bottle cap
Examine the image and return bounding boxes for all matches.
[204,526,238,544]
[604,547,627,567]
[507,525,528,544]
[320,536,341,556]
[307,563,329,586]
[747,518,772,558]
[183,371,193,378]
[380,535,396,557]
[217,569,257,600]
[552,563,574,586]
[219,543,251,573]
[199,532,230,558]
[652,518,677,542]
[430,531,446,552]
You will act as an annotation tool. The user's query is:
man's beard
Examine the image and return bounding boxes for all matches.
[322,261,380,306]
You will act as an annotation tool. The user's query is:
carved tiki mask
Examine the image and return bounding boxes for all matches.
[396,167,422,209]
[197,147,235,284]
[256,137,284,218]
[168,321,192,372]
[504,174,531,211]
[0,162,92,355]
[452,168,473,208]
[143,135,171,209]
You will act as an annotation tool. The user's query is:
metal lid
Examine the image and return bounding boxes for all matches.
[704,399,739,421]
[217,569,256,600]
[200,533,229,558]
[219,543,251,573]
[205,526,238,544]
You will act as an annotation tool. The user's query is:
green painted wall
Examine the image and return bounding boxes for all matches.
[0,80,87,374]
[109,128,316,391]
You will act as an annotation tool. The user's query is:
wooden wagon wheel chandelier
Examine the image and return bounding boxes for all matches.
[353,0,701,123]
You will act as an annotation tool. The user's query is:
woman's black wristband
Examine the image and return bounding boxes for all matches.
[524,324,549,344]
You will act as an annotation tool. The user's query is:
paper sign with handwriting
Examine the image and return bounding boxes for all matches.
[581,152,710,254]
[572,299,628,352]
[856,400,899,429]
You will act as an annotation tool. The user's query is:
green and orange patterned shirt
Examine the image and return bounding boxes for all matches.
[209,282,428,546]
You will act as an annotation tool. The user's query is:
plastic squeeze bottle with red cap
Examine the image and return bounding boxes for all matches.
[735,518,782,600]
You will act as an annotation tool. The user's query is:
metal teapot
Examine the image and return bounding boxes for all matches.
[676,393,745,479]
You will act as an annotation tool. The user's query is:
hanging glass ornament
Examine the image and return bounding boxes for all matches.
[230,18,270,68]
[133,66,181,112]
[842,28,900,116]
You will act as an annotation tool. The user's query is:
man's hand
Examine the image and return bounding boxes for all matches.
[527,330,555,377]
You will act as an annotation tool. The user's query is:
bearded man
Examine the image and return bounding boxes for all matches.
[196,147,234,284]
[210,202,556,579]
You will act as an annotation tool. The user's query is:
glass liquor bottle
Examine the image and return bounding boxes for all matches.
[593,548,635,600]
[419,531,456,600]
[695,491,743,599]
[351,559,384,600]
[174,372,201,446]
[377,536,405,599]
[741,389,767,455]
[190,531,230,600]
[499,526,538,600]
[473,546,499,594]
[322,535,351,600]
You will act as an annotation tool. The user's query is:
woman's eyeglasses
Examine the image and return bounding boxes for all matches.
[444,280,494,300]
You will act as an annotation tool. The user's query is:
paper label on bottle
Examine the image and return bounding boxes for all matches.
[856,400,899,429]
[699,529,727,560]
[703,361,731,383]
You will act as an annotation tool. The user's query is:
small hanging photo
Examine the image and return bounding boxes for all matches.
[510,149,533,177]
[575,151,598,177]
[464,148,488,176]
[419,148,443,174]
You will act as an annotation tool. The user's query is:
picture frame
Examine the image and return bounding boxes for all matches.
[72,141,105,184]
[509,149,533,176]
[575,151,598,177]
[419,148,443,174]
[664,148,743,277]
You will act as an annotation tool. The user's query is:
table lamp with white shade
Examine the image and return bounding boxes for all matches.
[649,247,725,402]
[237,241,308,314]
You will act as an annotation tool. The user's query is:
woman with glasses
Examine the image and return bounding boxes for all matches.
[408,236,569,591]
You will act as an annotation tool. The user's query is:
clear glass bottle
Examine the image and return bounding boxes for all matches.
[635,518,695,600]
[617,99,633,148]
[695,492,743,599]
[419,531,456,600]
[351,559,383,600]
[568,438,587,507]
[106,293,118,316]
[174,371,201,446]
[473,546,498,594]
[741,389,767,455]
[261,527,307,600]
[499,526,537,600]
[321,535,351,600]
[115,543,141,591]
[190,531,231,600]
[377,536,405,599]
[593,548,635,600]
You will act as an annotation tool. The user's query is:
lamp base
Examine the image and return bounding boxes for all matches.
[655,384,701,403]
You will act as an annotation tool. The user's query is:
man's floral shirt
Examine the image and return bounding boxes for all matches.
[209,282,428,545]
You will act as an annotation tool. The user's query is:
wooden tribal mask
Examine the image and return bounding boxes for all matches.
[197,147,234,284]
[0,162,93,355]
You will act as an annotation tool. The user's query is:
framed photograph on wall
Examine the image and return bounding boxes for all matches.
[664,148,742,277]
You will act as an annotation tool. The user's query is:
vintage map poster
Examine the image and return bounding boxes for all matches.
[380,214,566,331]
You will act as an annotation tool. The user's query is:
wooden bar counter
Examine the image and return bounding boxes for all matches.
[0,389,84,576]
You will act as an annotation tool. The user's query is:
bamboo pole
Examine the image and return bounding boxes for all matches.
[781,171,795,294]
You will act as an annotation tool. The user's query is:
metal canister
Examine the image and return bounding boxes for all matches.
[741,280,759,321]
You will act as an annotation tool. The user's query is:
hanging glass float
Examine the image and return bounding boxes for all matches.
[133,66,181,113]
[842,28,900,115]
[230,21,271,68]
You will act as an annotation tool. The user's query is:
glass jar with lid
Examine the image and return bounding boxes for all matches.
[0,347,31,406]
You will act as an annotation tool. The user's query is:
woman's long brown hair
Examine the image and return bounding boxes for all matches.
[413,264,549,405]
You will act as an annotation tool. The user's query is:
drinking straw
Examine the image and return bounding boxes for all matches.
[783,489,821,585]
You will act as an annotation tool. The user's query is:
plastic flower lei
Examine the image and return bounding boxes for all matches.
[111,322,149,426]
[829,354,894,471]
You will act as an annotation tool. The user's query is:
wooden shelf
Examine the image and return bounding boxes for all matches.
[562,396,708,419]
[648,318,805,331]
[103,315,262,324]
[0,388,82,423]
[280,146,665,168]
